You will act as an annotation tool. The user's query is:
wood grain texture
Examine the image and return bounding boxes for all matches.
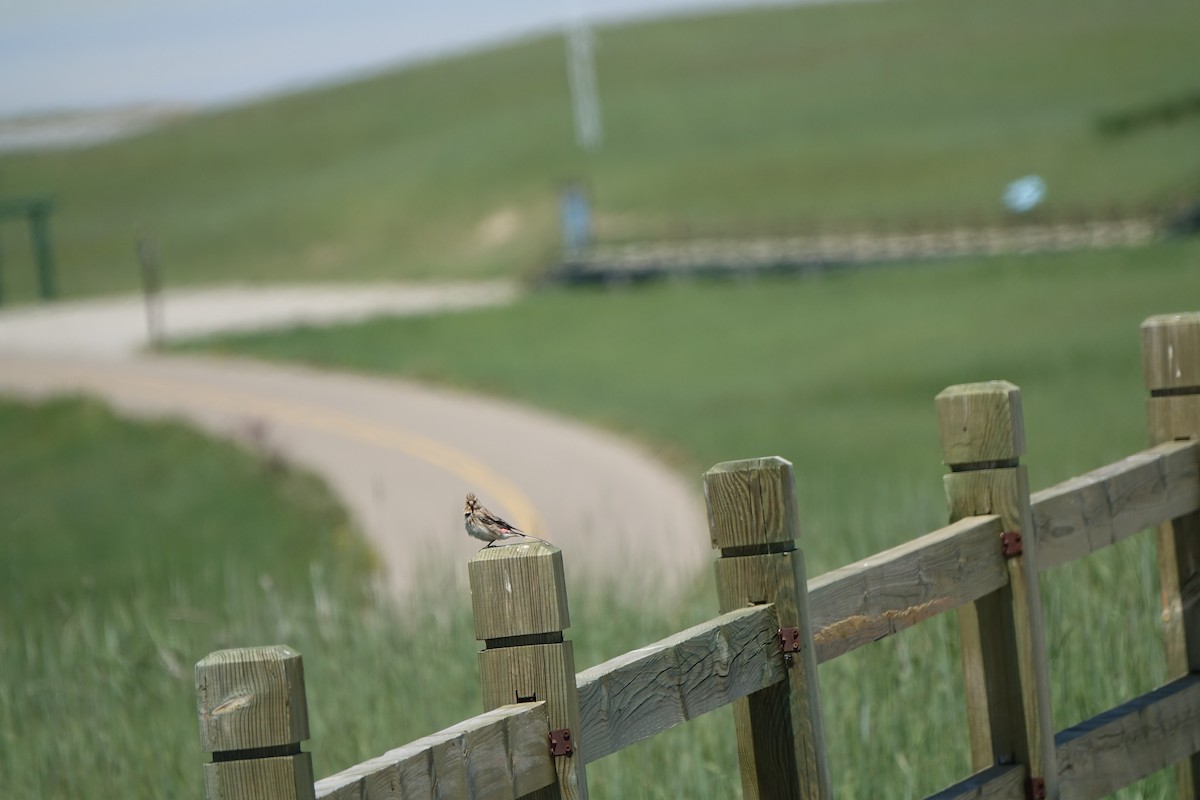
[955,603,995,772]
[576,605,785,763]
[468,541,570,640]
[1056,675,1200,800]
[1031,440,1200,570]
[469,540,586,799]
[707,456,829,800]
[477,644,586,800]
[807,515,1007,663]
[1141,311,1200,392]
[949,466,1055,792]
[1148,395,1200,446]
[704,456,800,549]
[313,703,555,800]
[196,645,310,753]
[204,755,315,800]
[935,382,1025,465]
[196,646,314,800]
[923,764,1026,800]
[715,549,830,799]
[944,471,1024,528]
[1142,311,1200,800]
[936,382,1056,796]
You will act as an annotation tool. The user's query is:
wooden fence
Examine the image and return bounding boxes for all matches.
[546,218,1162,286]
[194,311,1200,799]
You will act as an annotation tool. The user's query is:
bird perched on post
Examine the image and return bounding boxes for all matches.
[464,492,533,547]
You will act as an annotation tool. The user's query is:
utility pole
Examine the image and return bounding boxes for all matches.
[565,2,603,152]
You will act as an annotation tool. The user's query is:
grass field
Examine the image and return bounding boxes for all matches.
[0,396,745,798]
[184,240,1198,796]
[5,0,1198,795]
[6,240,1192,796]
[0,0,1197,300]
[0,397,400,796]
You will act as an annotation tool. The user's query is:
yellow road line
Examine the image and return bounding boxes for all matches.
[5,362,543,533]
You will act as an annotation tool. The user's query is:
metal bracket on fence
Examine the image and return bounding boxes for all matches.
[778,627,802,654]
[1001,530,1024,558]
[1026,776,1047,800]
[549,728,574,757]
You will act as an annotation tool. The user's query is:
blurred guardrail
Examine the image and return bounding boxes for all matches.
[543,196,1199,286]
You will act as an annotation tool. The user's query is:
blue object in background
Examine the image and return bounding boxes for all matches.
[1003,175,1046,214]
[560,183,593,256]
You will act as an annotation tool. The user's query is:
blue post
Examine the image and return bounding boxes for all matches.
[560,183,593,259]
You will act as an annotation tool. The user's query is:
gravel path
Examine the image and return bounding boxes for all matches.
[0,284,709,593]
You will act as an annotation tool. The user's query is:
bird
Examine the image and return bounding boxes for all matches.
[464,492,534,547]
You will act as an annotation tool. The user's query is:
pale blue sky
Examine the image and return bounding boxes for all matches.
[2,0,827,116]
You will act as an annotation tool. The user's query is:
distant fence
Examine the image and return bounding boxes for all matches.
[194,311,1200,799]
[542,196,1200,285]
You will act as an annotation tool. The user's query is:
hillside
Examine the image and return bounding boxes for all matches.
[0,0,1196,299]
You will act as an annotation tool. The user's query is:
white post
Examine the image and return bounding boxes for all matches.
[564,2,603,152]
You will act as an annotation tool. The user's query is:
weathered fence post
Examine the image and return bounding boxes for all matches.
[704,456,830,800]
[469,540,587,800]
[935,382,1056,798]
[1142,311,1200,799]
[195,645,315,800]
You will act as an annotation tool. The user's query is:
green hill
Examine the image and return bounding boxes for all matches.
[1,0,1197,299]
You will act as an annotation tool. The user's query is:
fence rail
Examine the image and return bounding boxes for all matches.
[545,218,1165,286]
[576,603,784,764]
[1032,439,1200,570]
[195,310,1200,799]
[314,703,555,800]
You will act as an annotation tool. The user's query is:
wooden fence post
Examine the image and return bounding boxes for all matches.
[935,381,1056,798]
[704,456,830,800]
[469,540,587,800]
[1141,311,1200,799]
[196,645,314,800]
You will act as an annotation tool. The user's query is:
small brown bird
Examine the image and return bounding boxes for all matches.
[464,492,531,547]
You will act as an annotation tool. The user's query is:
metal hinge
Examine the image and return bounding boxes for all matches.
[1001,530,1023,558]
[549,728,574,757]
[1026,776,1046,800]
[778,627,802,654]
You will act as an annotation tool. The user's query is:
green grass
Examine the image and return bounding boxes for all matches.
[6,234,1191,796]
[0,397,372,609]
[0,395,751,798]
[5,0,1199,792]
[0,396,371,795]
[185,241,1199,796]
[1,0,1197,300]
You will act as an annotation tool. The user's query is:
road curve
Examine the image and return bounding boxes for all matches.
[0,285,710,593]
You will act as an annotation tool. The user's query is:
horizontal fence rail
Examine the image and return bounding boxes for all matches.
[576,604,784,764]
[1056,675,1200,800]
[926,763,1027,800]
[807,515,1006,663]
[1031,439,1200,570]
[314,703,554,800]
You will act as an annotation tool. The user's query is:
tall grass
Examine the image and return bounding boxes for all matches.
[2,463,1164,797]
[0,397,739,797]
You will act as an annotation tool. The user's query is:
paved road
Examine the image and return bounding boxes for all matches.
[0,284,709,593]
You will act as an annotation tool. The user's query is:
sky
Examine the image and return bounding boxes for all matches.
[1,0,816,117]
